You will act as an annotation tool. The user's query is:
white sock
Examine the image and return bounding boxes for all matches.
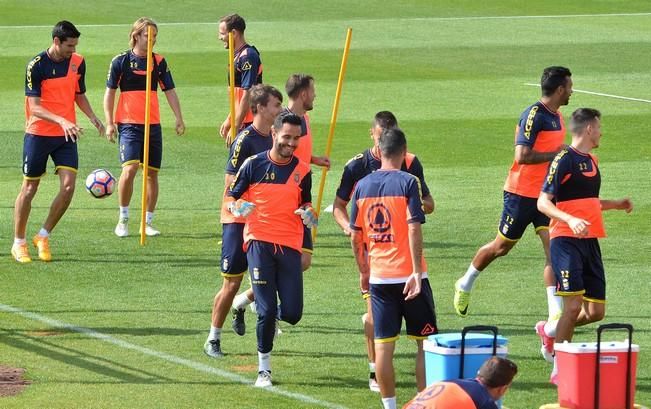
[146,211,154,225]
[457,264,480,291]
[369,362,376,374]
[546,286,562,319]
[119,206,129,221]
[208,326,221,341]
[258,352,271,372]
[233,292,253,310]
[381,397,397,409]
[13,238,26,246]
[38,228,49,237]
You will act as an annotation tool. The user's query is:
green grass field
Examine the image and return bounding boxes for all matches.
[1,1,650,408]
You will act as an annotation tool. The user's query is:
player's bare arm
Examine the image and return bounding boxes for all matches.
[103,88,117,143]
[163,89,185,135]
[600,198,633,213]
[515,144,566,165]
[333,196,352,235]
[75,93,105,136]
[351,230,370,293]
[404,222,423,300]
[422,194,435,215]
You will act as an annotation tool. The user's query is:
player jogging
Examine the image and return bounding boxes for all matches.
[227,112,316,388]
[453,66,572,363]
[350,128,437,409]
[12,20,104,263]
[104,17,185,237]
[537,108,632,383]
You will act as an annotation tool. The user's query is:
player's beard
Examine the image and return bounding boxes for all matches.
[277,143,295,159]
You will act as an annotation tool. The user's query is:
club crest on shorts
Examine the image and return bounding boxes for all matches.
[222,257,229,271]
[253,267,260,280]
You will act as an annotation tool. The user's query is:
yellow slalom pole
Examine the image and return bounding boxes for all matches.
[140,25,154,246]
[227,31,236,147]
[312,27,352,243]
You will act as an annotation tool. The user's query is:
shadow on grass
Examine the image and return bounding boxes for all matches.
[0,330,171,383]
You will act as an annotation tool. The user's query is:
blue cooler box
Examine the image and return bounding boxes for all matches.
[424,332,508,385]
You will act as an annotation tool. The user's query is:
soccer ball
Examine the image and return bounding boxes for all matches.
[85,169,116,199]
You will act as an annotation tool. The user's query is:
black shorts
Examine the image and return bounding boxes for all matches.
[370,278,438,342]
[551,237,605,302]
[22,134,78,178]
[220,223,247,277]
[118,123,162,170]
[498,191,550,241]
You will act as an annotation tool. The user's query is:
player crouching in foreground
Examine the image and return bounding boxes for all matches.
[226,112,316,387]
[537,108,633,383]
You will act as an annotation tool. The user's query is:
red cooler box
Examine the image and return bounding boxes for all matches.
[555,341,639,409]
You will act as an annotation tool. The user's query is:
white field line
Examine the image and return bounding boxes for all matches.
[0,303,348,409]
[0,12,650,29]
[524,83,651,104]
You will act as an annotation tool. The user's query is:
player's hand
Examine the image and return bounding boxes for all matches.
[90,116,105,137]
[294,206,318,228]
[228,199,255,217]
[219,118,230,139]
[618,198,634,213]
[176,119,186,136]
[312,155,331,170]
[403,272,422,301]
[59,118,83,142]
[105,123,117,143]
[568,217,590,237]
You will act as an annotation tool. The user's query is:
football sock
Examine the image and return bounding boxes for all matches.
[381,397,397,409]
[208,326,221,341]
[546,286,563,320]
[258,352,271,372]
[146,211,154,225]
[233,292,253,310]
[119,206,129,221]
[457,264,480,291]
[38,228,49,238]
[13,238,26,246]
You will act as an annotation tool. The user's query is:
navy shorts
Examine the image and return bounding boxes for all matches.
[370,278,438,342]
[22,134,78,178]
[220,223,247,277]
[118,123,162,170]
[498,191,550,241]
[551,237,605,302]
[302,225,313,253]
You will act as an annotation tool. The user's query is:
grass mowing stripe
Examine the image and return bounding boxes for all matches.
[0,12,650,29]
[524,83,651,104]
[0,303,349,409]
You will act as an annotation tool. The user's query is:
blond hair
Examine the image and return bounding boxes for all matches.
[129,17,157,48]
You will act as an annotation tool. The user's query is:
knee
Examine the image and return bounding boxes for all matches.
[61,182,75,198]
[120,166,138,181]
[221,276,243,294]
[563,300,583,318]
[20,182,39,200]
[282,312,302,326]
[492,241,512,257]
[585,307,605,323]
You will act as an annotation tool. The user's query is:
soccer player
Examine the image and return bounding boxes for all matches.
[538,108,632,383]
[333,111,434,392]
[217,14,263,141]
[350,128,437,409]
[227,112,315,388]
[230,73,330,320]
[11,20,105,263]
[203,84,283,358]
[453,66,572,360]
[403,357,518,409]
[104,17,185,237]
